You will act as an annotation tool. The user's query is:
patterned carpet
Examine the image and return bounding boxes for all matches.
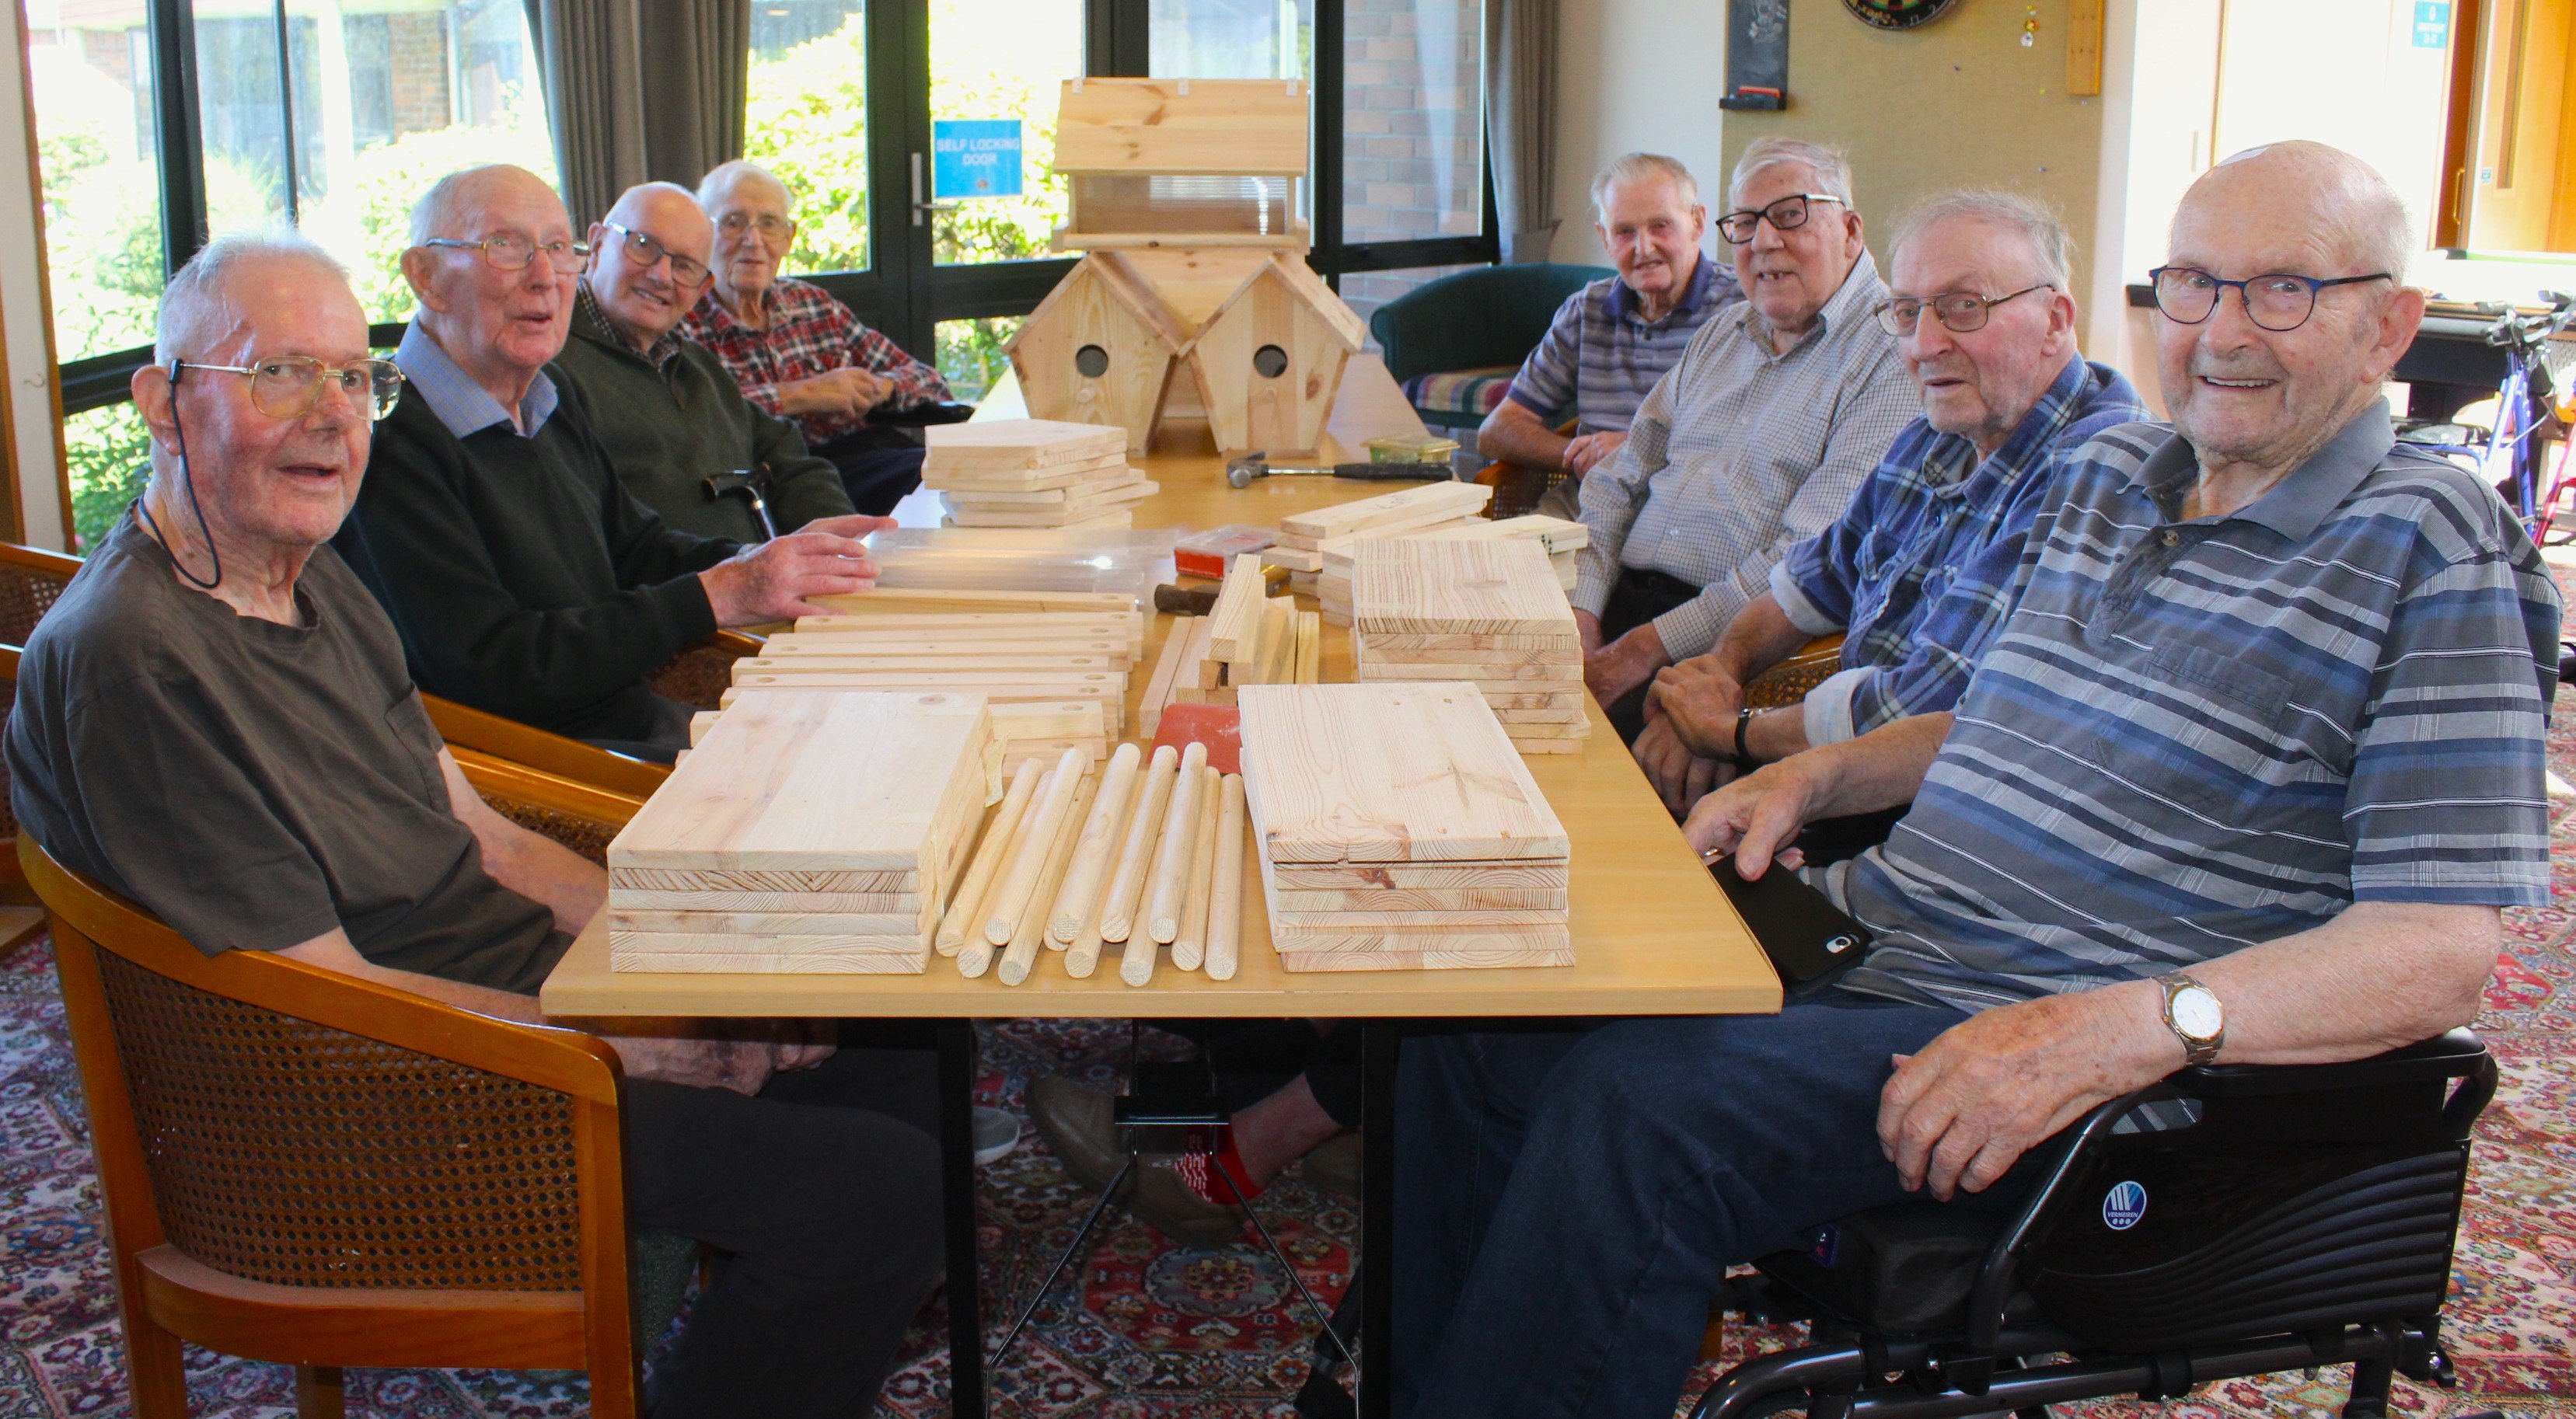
[0,659,2571,1417]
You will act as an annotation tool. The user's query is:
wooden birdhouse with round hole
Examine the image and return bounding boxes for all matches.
[1184,254,1368,457]
[1006,251,1187,456]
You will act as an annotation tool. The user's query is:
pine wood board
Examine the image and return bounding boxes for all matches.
[1181,616,1220,689]
[610,946,934,974]
[762,636,1133,663]
[805,589,1136,617]
[609,691,993,877]
[917,458,1128,493]
[1357,644,1579,669]
[993,701,1112,737]
[611,931,930,955]
[924,418,1126,467]
[1205,554,1269,661]
[1139,615,1194,737]
[1279,508,1485,556]
[1274,907,1567,929]
[1406,513,1590,555]
[1258,546,1324,573]
[729,669,1123,692]
[926,470,1147,504]
[1276,944,1576,972]
[741,654,1130,675]
[1269,860,1569,891]
[611,866,919,894]
[939,476,1157,511]
[613,889,926,912]
[1277,483,1489,541]
[1356,633,1581,653]
[1051,78,1311,178]
[1500,719,1592,740]
[791,612,1141,641]
[1237,682,1569,863]
[1275,887,1569,912]
[1352,538,1575,638]
[610,909,926,937]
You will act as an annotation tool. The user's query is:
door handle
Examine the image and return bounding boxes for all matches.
[909,152,965,225]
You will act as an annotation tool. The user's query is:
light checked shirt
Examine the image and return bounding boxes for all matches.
[680,276,951,446]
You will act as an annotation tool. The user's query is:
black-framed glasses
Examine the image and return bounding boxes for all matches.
[1876,283,2054,336]
[177,356,406,421]
[2148,266,2395,333]
[603,221,714,288]
[1718,193,1845,245]
[421,233,592,274]
[716,211,797,242]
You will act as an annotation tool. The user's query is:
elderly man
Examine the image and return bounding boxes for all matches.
[1572,138,1915,741]
[335,164,892,756]
[1477,154,1743,517]
[682,160,952,514]
[7,232,943,1419]
[1632,191,2145,815]
[1393,142,2557,1419]
[553,180,855,541]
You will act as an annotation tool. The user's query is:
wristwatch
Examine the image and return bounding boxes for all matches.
[1733,706,1764,769]
[2156,971,2225,1067]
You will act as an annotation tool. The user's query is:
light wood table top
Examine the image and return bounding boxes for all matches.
[539,368,1779,1020]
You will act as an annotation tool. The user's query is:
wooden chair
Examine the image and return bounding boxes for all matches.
[645,629,766,713]
[22,836,645,1419]
[424,697,671,802]
[451,746,644,865]
[1740,634,1845,710]
[0,540,83,646]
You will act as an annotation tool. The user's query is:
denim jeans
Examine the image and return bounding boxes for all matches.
[1392,995,1979,1419]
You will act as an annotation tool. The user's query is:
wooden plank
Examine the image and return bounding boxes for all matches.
[611,866,917,894]
[791,612,1135,638]
[1359,633,1580,653]
[1202,774,1248,981]
[1276,944,1576,972]
[613,889,926,912]
[1051,77,1311,177]
[1266,861,1569,891]
[1274,908,1569,929]
[740,653,1130,674]
[1357,643,1577,668]
[1275,887,1568,912]
[804,589,1136,617]
[608,691,991,875]
[924,417,1126,467]
[1353,538,1575,638]
[1237,683,1569,863]
[1278,482,1488,541]
[1205,553,1269,661]
[611,946,933,974]
[609,910,922,936]
[1138,616,1193,737]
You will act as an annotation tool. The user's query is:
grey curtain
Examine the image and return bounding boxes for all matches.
[522,0,751,225]
[1484,0,1559,263]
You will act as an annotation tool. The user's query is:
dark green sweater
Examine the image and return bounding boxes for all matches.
[554,291,855,542]
[334,371,735,741]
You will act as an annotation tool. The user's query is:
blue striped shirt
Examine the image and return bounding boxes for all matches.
[1503,256,1744,437]
[1771,357,2148,744]
[1830,410,2560,1014]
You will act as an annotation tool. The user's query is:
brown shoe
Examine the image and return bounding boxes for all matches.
[1300,1133,1361,1198]
[1026,1076,1247,1248]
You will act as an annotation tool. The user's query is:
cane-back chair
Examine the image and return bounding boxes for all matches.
[23,836,645,1419]
[0,543,82,910]
[645,629,766,712]
[1740,634,1846,710]
[427,699,670,804]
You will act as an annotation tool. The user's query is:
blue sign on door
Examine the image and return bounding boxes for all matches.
[933,120,1024,199]
[2412,1,2451,48]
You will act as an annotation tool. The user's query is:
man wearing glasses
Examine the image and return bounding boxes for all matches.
[682,160,954,514]
[553,180,857,542]
[1630,191,2145,818]
[337,164,897,757]
[1394,142,2555,1419]
[1571,138,1916,742]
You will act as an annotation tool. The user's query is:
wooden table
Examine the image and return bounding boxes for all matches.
[539,370,1778,1418]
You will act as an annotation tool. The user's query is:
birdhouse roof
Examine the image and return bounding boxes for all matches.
[1052,78,1311,177]
[1008,252,1191,356]
[1189,255,1369,354]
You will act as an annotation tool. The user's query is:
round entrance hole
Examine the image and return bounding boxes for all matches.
[1074,343,1110,378]
[1251,344,1290,378]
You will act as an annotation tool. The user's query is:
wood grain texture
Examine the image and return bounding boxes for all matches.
[1098,744,1180,942]
[1050,77,1311,177]
[1049,742,1143,943]
[1237,684,1568,862]
[804,589,1135,617]
[1202,774,1248,981]
[1171,767,1221,971]
[1278,482,1487,541]
[1184,255,1364,456]
[1205,554,1268,661]
[612,866,917,894]
[1006,251,1186,455]
[933,757,1045,956]
[1139,618,1193,737]
[1141,742,1209,943]
[1353,538,1575,638]
[982,749,1089,946]
[1274,887,1567,911]
[1268,861,1569,890]
[1000,769,1095,985]
[923,418,1126,468]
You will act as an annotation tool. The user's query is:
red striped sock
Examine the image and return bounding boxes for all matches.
[1174,1135,1263,1205]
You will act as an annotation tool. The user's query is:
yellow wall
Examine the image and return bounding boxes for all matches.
[1717,0,2109,305]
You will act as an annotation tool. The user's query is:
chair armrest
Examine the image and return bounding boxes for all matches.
[867,401,977,429]
[1963,1028,2494,1350]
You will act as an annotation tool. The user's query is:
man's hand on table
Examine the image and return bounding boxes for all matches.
[1878,983,2178,1199]
[780,367,893,420]
[1649,655,1746,758]
[1562,431,1626,475]
[1633,717,1732,816]
[1585,622,1671,710]
[1682,755,1821,877]
[700,513,900,624]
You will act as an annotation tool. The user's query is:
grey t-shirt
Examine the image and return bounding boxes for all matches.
[7,514,569,993]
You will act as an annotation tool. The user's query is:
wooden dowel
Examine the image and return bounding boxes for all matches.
[1171,766,1222,971]
[1098,744,1179,943]
[982,747,1088,947]
[934,757,1043,957]
[1048,741,1143,943]
[1066,878,1112,978]
[1144,741,1209,943]
[958,760,1063,978]
[1000,769,1094,985]
[1204,774,1247,981]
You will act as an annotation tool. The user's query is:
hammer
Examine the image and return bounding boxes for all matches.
[704,469,777,540]
[1225,452,1453,490]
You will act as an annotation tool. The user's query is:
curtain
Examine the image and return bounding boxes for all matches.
[1483,0,1559,263]
[522,0,751,225]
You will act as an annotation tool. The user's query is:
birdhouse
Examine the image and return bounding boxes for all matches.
[1185,254,1368,457]
[1005,251,1188,456]
[1050,77,1311,253]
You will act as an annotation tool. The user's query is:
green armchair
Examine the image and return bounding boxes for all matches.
[1369,263,1612,431]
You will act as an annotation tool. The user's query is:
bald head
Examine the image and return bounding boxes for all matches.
[2156,141,2424,482]
[401,163,580,408]
[588,181,717,350]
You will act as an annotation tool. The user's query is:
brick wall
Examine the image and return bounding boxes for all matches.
[387,12,452,138]
[1339,0,1482,245]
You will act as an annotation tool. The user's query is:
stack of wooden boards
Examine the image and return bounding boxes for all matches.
[1137,554,1322,734]
[1237,682,1572,970]
[922,419,1158,528]
[606,690,1000,974]
[1351,538,1590,755]
[716,587,1147,739]
[937,740,1251,986]
[1255,481,1489,606]
[693,699,1109,777]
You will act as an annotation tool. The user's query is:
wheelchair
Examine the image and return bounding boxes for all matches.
[1692,1030,2500,1419]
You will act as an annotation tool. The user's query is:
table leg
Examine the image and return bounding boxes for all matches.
[937,1020,987,1419]
[1360,1021,1400,1419]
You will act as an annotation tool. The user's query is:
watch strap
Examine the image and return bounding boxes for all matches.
[1734,706,1761,769]
[2158,971,2224,1067]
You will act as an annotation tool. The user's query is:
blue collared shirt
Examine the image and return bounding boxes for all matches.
[1770,356,2148,744]
[394,321,560,439]
[1503,254,1744,438]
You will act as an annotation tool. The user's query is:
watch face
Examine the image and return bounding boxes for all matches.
[2171,985,2223,1039]
[1841,0,1959,30]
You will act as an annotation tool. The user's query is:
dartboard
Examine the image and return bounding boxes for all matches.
[1842,0,1959,29]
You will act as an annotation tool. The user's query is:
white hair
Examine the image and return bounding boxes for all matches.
[154,229,351,365]
[2203,141,2414,280]
[1889,189,2073,291]
[1590,153,1699,222]
[697,159,798,215]
[408,163,550,246]
[1729,137,1854,210]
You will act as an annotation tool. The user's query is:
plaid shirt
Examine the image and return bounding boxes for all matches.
[1770,357,2148,744]
[679,276,951,446]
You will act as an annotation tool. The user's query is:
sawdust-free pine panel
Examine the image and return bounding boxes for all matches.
[609,691,993,875]
[1279,482,1489,541]
[1268,861,1569,891]
[608,947,935,974]
[609,910,922,936]
[924,418,1126,469]
[1185,256,1366,457]
[611,866,919,893]
[1276,944,1576,972]
[1275,887,1569,912]
[1007,252,1187,455]
[1237,683,1568,863]
[1205,554,1268,661]
[1353,539,1575,638]
[1139,615,1194,736]
[805,589,1136,617]
[613,889,927,912]
[1051,77,1311,177]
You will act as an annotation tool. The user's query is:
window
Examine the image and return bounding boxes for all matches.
[25,0,555,549]
[1339,0,1481,246]
[746,0,872,275]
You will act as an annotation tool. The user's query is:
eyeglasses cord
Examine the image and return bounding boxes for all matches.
[134,361,224,591]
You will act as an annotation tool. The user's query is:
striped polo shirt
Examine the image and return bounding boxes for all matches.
[1503,256,1743,438]
[1830,410,2560,1015]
